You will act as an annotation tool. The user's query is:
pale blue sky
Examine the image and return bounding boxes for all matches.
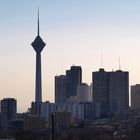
[1,0,140,112]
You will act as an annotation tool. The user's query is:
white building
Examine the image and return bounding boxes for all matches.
[77,83,92,103]
[41,101,57,121]
[77,103,85,120]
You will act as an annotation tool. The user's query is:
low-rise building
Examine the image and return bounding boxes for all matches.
[49,111,73,128]
[131,84,140,110]
[41,101,57,121]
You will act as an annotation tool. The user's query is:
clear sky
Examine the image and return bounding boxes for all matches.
[1,0,140,112]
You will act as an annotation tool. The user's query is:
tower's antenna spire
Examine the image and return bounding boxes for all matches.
[37,6,40,36]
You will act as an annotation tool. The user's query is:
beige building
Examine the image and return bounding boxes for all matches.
[131,84,140,109]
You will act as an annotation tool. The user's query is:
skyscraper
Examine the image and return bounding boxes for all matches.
[31,10,46,115]
[1,98,17,120]
[92,69,129,117]
[108,70,129,114]
[55,75,67,104]
[92,68,109,117]
[65,66,82,98]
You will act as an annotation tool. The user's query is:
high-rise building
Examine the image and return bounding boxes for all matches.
[131,84,140,109]
[55,75,66,104]
[108,70,129,114]
[1,98,17,120]
[92,68,109,117]
[31,10,46,115]
[92,69,129,117]
[77,83,92,103]
[65,66,82,98]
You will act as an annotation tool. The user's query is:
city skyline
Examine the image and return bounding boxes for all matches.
[1,0,140,112]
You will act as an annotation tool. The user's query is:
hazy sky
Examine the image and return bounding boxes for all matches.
[1,0,140,112]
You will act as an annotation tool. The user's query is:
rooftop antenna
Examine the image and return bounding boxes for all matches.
[119,57,121,70]
[101,53,103,68]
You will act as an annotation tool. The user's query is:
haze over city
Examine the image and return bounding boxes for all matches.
[1,0,140,112]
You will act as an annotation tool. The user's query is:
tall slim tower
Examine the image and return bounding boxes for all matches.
[31,10,46,115]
